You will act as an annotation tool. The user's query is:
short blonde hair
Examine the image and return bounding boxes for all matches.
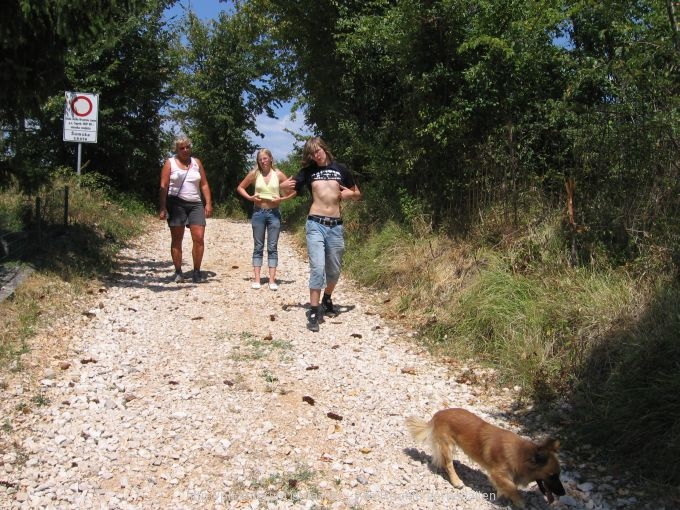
[174,136,192,152]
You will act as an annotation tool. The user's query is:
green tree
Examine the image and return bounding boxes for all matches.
[1,0,175,193]
[170,8,292,203]
[64,1,176,199]
[1,0,150,123]
[255,0,570,227]
[561,0,680,260]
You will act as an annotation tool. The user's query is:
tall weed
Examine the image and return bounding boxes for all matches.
[338,197,677,489]
[0,171,148,369]
[0,193,32,232]
[426,258,634,400]
[573,283,680,486]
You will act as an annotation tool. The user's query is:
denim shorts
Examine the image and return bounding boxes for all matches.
[167,196,206,227]
[306,219,345,289]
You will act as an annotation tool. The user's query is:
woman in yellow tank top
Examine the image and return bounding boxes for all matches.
[236,149,296,290]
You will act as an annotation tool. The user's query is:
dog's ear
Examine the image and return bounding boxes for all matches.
[536,437,560,453]
[533,438,560,466]
[537,437,560,452]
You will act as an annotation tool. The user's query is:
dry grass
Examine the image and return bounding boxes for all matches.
[340,201,680,493]
[0,173,145,377]
[0,272,101,372]
[385,237,485,317]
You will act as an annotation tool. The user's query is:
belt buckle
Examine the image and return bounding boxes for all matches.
[310,215,337,226]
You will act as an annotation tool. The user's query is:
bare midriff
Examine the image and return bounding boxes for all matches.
[309,180,342,217]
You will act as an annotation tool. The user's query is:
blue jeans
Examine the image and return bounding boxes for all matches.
[306,219,345,289]
[251,208,281,267]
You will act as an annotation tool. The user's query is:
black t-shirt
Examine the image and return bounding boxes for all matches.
[292,162,356,195]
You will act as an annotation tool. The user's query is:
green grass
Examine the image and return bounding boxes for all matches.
[572,284,680,487]
[0,171,148,371]
[425,258,635,401]
[0,194,31,232]
[334,196,680,495]
[30,392,50,407]
[229,332,292,362]
[247,463,319,502]
[261,369,279,384]
[344,220,410,288]
[1,297,37,372]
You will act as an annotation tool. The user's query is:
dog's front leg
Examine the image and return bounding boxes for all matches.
[489,472,525,508]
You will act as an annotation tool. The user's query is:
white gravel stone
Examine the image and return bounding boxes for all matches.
[0,219,648,509]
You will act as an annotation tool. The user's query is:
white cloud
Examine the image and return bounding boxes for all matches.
[249,104,312,162]
[164,4,311,162]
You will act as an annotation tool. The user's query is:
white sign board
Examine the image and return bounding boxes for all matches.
[63,92,99,143]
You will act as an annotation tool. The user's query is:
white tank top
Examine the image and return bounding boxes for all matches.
[168,157,202,202]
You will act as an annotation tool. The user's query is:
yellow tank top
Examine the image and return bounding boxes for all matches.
[254,170,280,201]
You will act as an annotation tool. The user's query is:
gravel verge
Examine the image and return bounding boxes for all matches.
[0,218,641,509]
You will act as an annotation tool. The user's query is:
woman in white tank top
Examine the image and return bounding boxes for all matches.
[158,136,213,284]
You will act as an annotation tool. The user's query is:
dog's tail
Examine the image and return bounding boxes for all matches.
[405,416,432,443]
[406,416,448,469]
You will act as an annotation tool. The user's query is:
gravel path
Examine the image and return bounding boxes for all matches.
[0,219,631,509]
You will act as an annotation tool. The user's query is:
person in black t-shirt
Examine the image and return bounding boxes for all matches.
[280,137,361,331]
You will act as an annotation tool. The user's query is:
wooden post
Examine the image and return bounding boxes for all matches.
[63,186,69,227]
[671,2,679,31]
[669,1,680,45]
[35,196,42,243]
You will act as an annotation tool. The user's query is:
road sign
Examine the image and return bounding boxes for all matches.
[63,92,99,143]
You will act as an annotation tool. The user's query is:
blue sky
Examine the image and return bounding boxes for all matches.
[164,0,311,162]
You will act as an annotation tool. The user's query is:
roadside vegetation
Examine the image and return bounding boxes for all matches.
[3,0,679,505]
[344,202,679,498]
[278,178,680,498]
[0,172,148,373]
[1,169,679,502]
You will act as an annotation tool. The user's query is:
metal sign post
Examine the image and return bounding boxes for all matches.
[77,143,83,177]
[63,92,99,175]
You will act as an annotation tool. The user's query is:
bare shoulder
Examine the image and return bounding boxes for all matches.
[240,168,257,183]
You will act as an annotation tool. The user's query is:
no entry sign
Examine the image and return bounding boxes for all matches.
[64,92,99,143]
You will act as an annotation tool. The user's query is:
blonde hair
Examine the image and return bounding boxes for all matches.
[255,148,274,172]
[174,136,192,153]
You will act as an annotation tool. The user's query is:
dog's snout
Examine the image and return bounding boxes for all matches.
[546,474,566,496]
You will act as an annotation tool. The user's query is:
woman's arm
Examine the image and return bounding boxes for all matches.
[236,170,260,202]
[196,158,213,218]
[277,170,297,200]
[340,183,361,202]
[158,159,171,219]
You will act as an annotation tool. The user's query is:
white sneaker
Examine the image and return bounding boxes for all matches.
[268,282,278,291]
[251,282,261,289]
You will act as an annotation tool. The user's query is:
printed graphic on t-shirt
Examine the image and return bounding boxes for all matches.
[294,163,355,194]
[310,167,344,183]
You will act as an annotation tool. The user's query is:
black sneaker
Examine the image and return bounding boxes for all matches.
[192,269,201,283]
[173,270,183,283]
[322,294,336,316]
[306,309,320,332]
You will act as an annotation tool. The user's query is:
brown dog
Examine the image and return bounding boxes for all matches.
[406,408,565,508]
